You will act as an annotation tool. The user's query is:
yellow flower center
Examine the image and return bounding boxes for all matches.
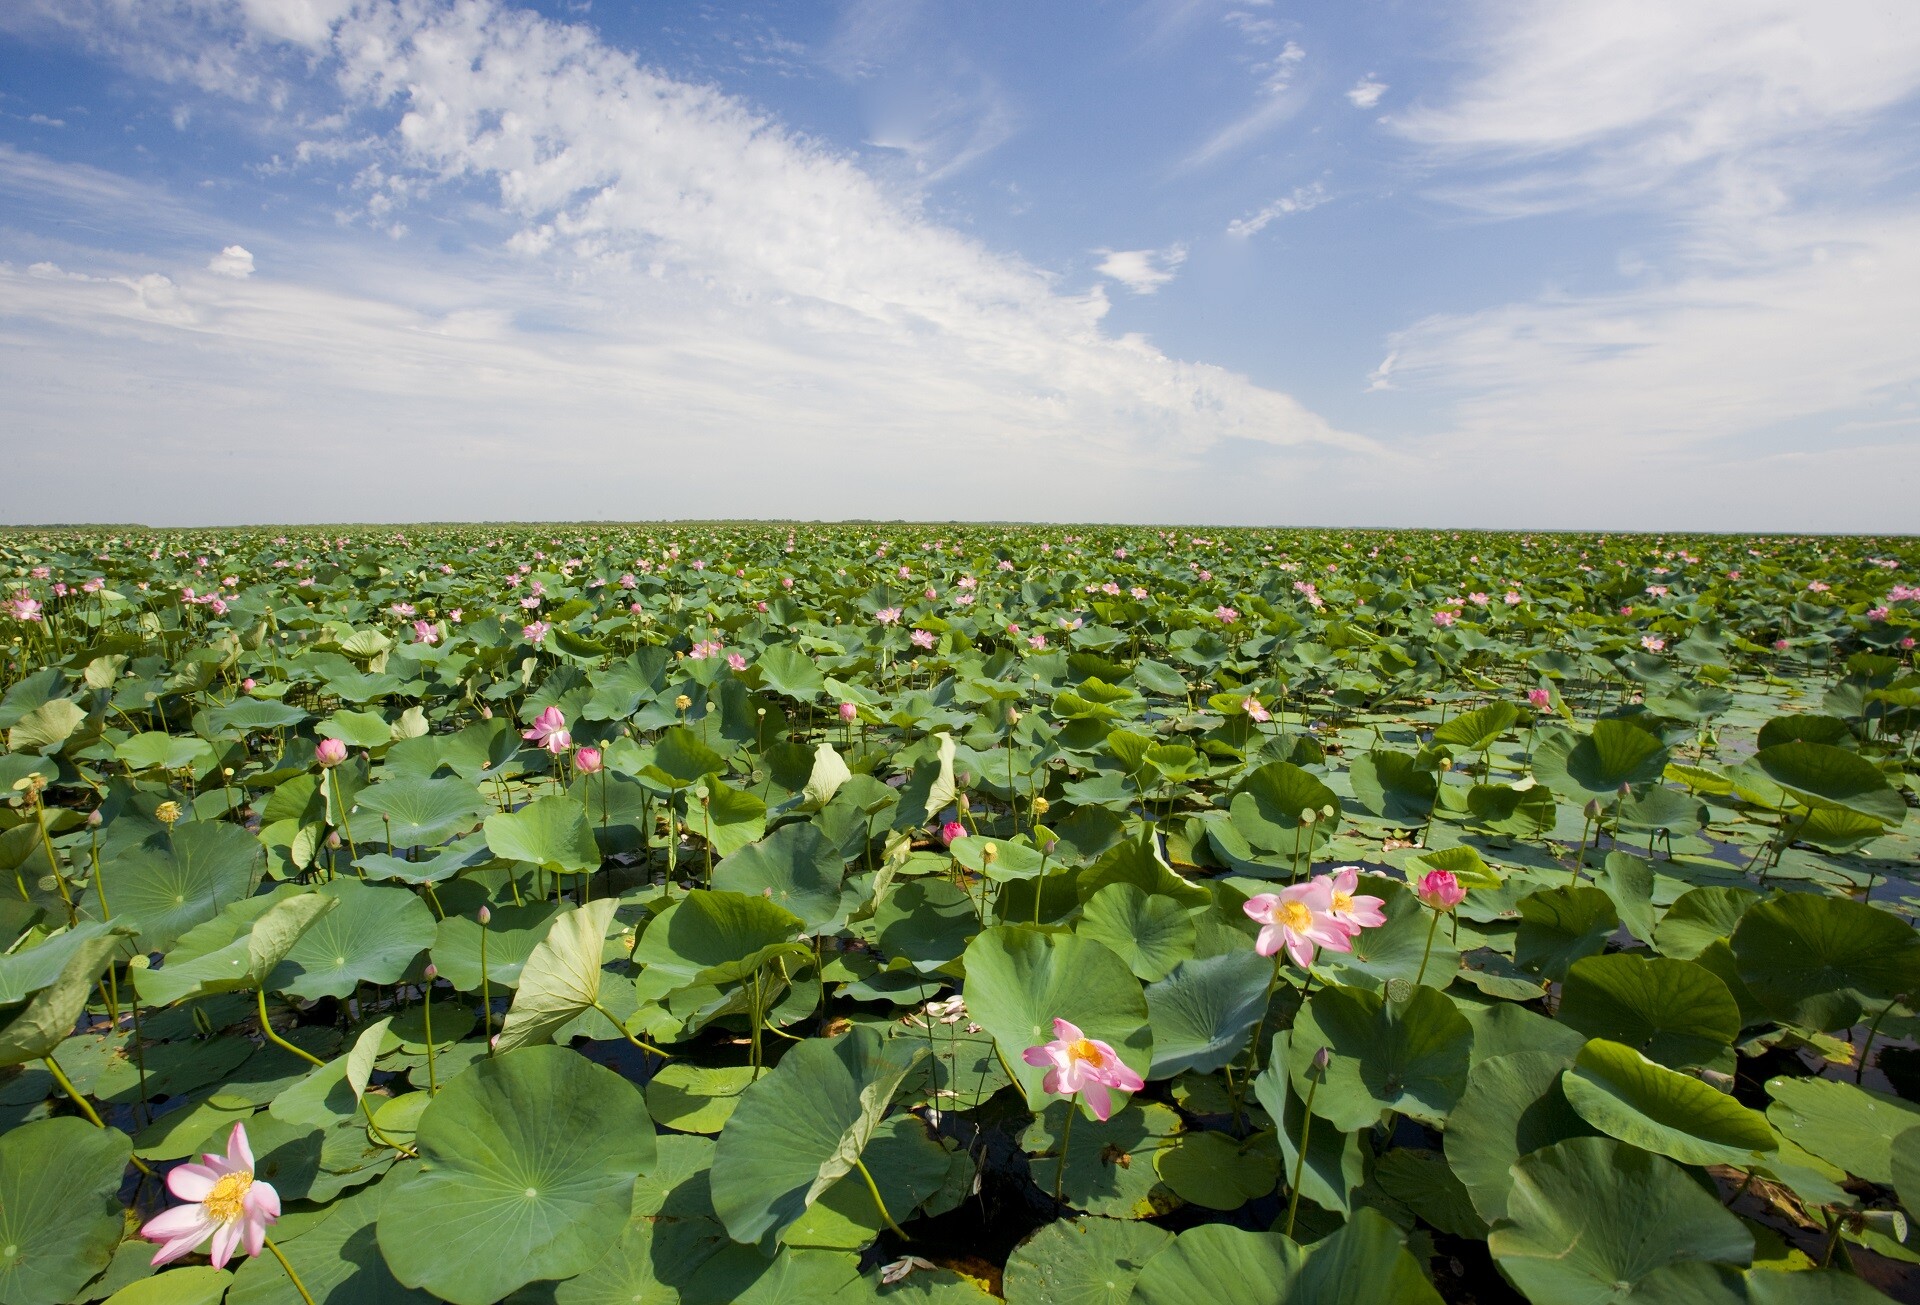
[203,1171,253,1223]
[1278,900,1313,931]
[1066,1038,1107,1068]
[1331,890,1353,913]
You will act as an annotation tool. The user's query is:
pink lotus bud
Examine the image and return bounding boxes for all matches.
[315,737,348,768]
[1526,687,1551,709]
[839,701,858,722]
[476,905,491,925]
[242,677,257,692]
[1415,870,1466,913]
[939,821,966,847]
[575,746,604,774]
[423,964,438,980]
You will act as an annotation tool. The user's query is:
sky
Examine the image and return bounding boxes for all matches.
[1,0,1918,531]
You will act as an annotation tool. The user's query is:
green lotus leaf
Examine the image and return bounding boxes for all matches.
[1371,1148,1488,1239]
[1749,740,1906,826]
[429,900,562,991]
[1733,892,1920,1031]
[1254,1030,1366,1218]
[1287,982,1472,1131]
[1595,851,1658,946]
[1514,885,1618,981]
[205,698,310,735]
[645,1063,759,1134]
[1021,1099,1183,1220]
[353,776,490,847]
[754,644,826,701]
[1143,949,1272,1079]
[1765,1076,1920,1184]
[874,877,977,973]
[0,1117,131,1305]
[713,822,846,932]
[270,879,435,1000]
[136,890,337,1007]
[646,727,727,786]
[376,1045,656,1305]
[1535,718,1671,798]
[1346,750,1436,822]
[1291,1206,1443,1303]
[9,698,87,754]
[1129,1224,1301,1305]
[1895,1126,1920,1220]
[1433,702,1518,753]
[90,820,263,952]
[1001,1217,1171,1305]
[0,924,137,1067]
[1563,1039,1776,1167]
[1488,1137,1753,1304]
[495,898,618,1051]
[550,1216,729,1305]
[1078,883,1196,983]
[484,794,602,874]
[104,1266,235,1305]
[961,924,1151,1114]
[631,888,805,989]
[1557,953,1741,1069]
[226,1176,426,1305]
[1653,886,1760,961]
[1153,1129,1277,1210]
[1229,763,1339,853]
[115,731,215,773]
[681,1245,865,1304]
[708,1025,926,1248]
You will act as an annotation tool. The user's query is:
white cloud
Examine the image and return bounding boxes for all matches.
[1094,245,1188,295]
[206,244,254,277]
[27,113,64,127]
[0,1,1370,522]
[1345,78,1386,110]
[1182,38,1307,170]
[1226,182,1327,237]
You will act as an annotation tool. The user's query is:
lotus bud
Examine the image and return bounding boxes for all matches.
[1044,840,1058,855]
[1310,1046,1331,1079]
[476,905,491,925]
[480,704,493,720]
[86,809,103,827]
[957,794,971,814]
[423,964,438,981]
[1031,796,1050,816]
[327,830,342,849]
[575,746,603,774]
[1618,782,1632,799]
[315,737,348,768]
[490,1035,500,1051]
[1584,798,1603,820]
[839,701,858,722]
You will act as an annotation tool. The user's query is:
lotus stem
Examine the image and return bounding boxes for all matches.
[1053,1094,1078,1206]
[479,914,493,1052]
[1284,1070,1322,1239]
[44,1054,155,1176]
[1857,996,1902,1085]
[264,1236,318,1305]
[257,987,328,1069]
[854,1155,911,1240]
[1414,909,1442,987]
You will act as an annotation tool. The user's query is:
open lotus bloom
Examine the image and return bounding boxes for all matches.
[140,1121,280,1269]
[522,705,570,753]
[1322,866,1387,931]
[1244,878,1357,966]
[1022,1018,1144,1121]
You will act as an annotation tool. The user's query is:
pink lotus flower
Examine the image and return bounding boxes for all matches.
[1214,605,1239,624]
[1526,687,1551,709]
[314,738,348,768]
[1867,607,1891,622]
[1244,879,1355,967]
[522,620,551,643]
[938,820,966,847]
[911,629,936,649]
[1415,870,1466,913]
[839,701,859,723]
[413,620,439,645]
[140,1122,279,1268]
[726,652,748,671]
[1641,635,1666,652]
[8,593,42,622]
[1774,638,1790,651]
[1323,867,1387,931]
[1021,1018,1144,1121]
[1807,580,1830,593]
[1130,586,1148,599]
[1504,591,1522,605]
[575,746,603,774]
[875,607,903,626]
[1241,695,1270,723]
[241,677,257,693]
[1431,609,1456,627]
[1645,585,1668,598]
[1468,592,1490,607]
[1027,634,1047,650]
[523,706,571,754]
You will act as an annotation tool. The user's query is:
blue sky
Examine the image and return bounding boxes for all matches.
[2,0,1918,529]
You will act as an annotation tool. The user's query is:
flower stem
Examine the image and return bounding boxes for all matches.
[1246,954,1285,1073]
[1284,1072,1321,1239]
[1414,910,1442,987]
[1054,1094,1078,1205]
[43,1054,155,1176]
[257,988,327,1069]
[264,1236,318,1305]
[479,917,493,1053]
[590,1001,674,1059]
[423,978,437,1095]
[853,1155,911,1239]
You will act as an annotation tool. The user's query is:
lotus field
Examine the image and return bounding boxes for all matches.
[4,524,1920,1305]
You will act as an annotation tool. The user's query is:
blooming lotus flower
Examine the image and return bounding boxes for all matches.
[1244,879,1355,967]
[1415,870,1467,913]
[1526,687,1551,709]
[875,607,902,626]
[523,706,570,754]
[1021,1018,1144,1121]
[314,738,348,768]
[1322,867,1386,931]
[412,619,439,645]
[522,620,551,643]
[1431,609,1456,627]
[1641,635,1666,652]
[1214,606,1239,624]
[911,629,936,649]
[140,1122,280,1268]
[8,594,42,622]
[726,652,748,671]
[1241,695,1270,723]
